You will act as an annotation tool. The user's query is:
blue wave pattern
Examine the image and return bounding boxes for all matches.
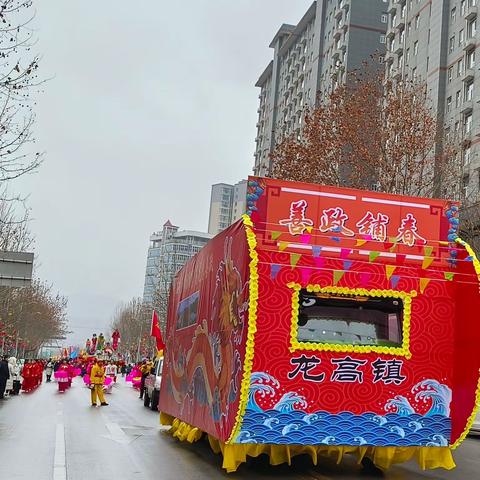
[236,373,451,446]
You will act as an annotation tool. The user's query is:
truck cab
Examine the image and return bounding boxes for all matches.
[143,357,163,411]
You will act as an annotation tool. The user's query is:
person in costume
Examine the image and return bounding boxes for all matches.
[91,334,97,354]
[21,360,32,392]
[139,359,153,399]
[56,360,69,393]
[97,333,105,351]
[90,359,108,406]
[86,338,91,353]
[112,330,120,351]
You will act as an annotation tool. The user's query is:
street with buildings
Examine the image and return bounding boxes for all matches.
[1,0,480,479]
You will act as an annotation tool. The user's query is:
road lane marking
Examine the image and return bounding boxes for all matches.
[53,422,66,480]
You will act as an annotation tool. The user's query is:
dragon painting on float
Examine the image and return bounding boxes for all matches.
[164,230,249,439]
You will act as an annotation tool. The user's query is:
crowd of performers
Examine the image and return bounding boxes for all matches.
[1,352,156,402]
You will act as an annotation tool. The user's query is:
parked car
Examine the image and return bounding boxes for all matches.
[470,408,480,436]
[143,357,163,411]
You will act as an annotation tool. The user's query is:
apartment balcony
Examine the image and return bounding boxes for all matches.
[332,48,342,59]
[335,9,343,20]
[341,0,350,11]
[385,51,395,64]
[463,68,475,82]
[394,44,404,55]
[465,5,477,20]
[463,37,476,51]
[393,69,403,81]
[461,100,474,114]
[388,2,398,14]
[393,16,405,30]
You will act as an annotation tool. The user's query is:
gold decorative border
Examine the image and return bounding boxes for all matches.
[451,237,480,449]
[226,214,259,443]
[288,283,416,359]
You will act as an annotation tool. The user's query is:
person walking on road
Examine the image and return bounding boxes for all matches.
[0,356,10,399]
[7,357,21,395]
[139,359,153,400]
[45,360,54,382]
[90,359,108,407]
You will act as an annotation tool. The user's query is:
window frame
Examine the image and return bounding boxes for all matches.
[288,283,416,358]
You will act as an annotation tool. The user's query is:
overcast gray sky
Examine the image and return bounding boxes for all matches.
[15,0,312,345]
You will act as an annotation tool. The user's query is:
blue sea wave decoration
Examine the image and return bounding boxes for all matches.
[236,372,452,446]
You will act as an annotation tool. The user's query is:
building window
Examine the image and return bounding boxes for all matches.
[414,40,418,55]
[465,80,474,101]
[451,7,456,22]
[459,29,465,46]
[465,112,473,133]
[461,0,466,16]
[381,14,388,23]
[467,18,477,38]
[464,147,472,166]
[415,14,420,29]
[380,34,386,43]
[446,96,452,113]
[456,90,462,107]
[449,36,455,53]
[448,66,453,82]
[412,66,417,80]
[457,58,464,76]
[466,49,475,68]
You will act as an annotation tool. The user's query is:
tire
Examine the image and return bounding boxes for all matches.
[150,390,159,411]
[143,389,150,407]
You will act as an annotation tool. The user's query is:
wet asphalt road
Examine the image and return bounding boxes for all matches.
[0,377,478,480]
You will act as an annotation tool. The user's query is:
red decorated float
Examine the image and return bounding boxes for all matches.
[159,176,480,472]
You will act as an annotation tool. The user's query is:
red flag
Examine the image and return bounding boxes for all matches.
[150,310,165,351]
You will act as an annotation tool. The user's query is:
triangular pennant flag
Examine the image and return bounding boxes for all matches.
[305,226,313,233]
[278,241,289,252]
[300,233,311,244]
[422,256,434,270]
[333,270,345,285]
[312,246,322,258]
[314,257,325,268]
[356,239,367,247]
[340,248,352,259]
[444,272,455,281]
[343,260,353,271]
[386,265,396,280]
[359,272,371,287]
[363,234,373,241]
[396,254,406,266]
[390,275,400,289]
[290,253,301,268]
[383,241,394,251]
[389,241,398,253]
[389,236,397,243]
[271,231,282,241]
[300,267,312,285]
[419,277,431,294]
[271,264,281,279]
[332,236,341,242]
[466,256,474,262]
[424,245,433,257]
[369,251,381,263]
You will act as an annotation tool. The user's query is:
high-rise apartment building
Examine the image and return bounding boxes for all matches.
[385,0,479,197]
[142,221,212,306]
[254,0,388,176]
[207,180,247,235]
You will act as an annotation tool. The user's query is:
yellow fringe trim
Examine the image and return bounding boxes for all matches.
[288,283,416,359]
[450,237,480,449]
[162,415,455,473]
[226,214,259,443]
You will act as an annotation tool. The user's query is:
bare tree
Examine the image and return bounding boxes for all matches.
[271,66,462,200]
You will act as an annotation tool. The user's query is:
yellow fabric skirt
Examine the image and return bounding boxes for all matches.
[160,413,456,473]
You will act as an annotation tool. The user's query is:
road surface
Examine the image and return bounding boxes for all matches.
[0,376,478,479]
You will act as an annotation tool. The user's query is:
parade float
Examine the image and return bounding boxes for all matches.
[159,176,480,473]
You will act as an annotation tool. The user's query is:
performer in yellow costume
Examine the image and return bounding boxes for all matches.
[90,359,108,406]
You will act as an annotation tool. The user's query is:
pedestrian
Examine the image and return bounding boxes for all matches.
[56,360,69,393]
[7,357,21,395]
[45,359,54,382]
[90,359,108,407]
[0,356,10,399]
[105,361,117,383]
[120,363,126,377]
[139,358,153,400]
